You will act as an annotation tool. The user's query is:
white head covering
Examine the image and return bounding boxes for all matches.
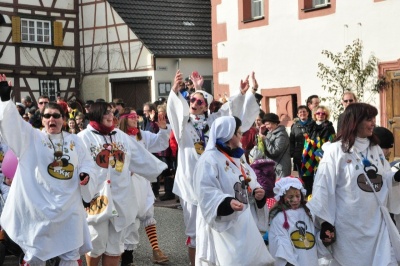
[193,90,214,106]
[273,176,306,201]
[205,116,236,152]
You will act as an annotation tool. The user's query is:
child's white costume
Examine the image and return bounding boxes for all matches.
[269,177,320,266]
[193,116,274,266]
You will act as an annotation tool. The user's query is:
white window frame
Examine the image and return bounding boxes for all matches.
[313,0,330,8]
[21,18,51,45]
[251,0,264,19]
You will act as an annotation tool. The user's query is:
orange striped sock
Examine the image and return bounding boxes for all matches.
[145,224,159,250]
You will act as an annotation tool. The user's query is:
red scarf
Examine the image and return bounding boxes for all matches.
[126,127,140,136]
[89,121,115,135]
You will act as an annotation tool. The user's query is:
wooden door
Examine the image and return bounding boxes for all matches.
[385,70,400,161]
[111,79,151,110]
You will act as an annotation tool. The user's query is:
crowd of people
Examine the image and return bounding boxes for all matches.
[0,71,400,266]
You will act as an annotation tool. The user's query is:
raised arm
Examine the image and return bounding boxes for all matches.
[167,70,190,142]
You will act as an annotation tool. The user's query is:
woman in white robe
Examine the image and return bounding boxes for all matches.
[119,108,170,265]
[193,116,274,266]
[167,70,260,265]
[307,103,400,266]
[77,102,167,266]
[0,76,97,266]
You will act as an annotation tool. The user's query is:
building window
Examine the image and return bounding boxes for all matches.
[303,0,331,10]
[21,18,51,44]
[158,82,171,96]
[39,79,59,101]
[312,0,330,8]
[243,0,265,21]
[252,0,264,18]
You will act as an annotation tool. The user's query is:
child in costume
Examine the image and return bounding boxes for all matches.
[269,176,326,266]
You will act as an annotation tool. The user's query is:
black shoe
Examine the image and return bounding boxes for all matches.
[159,193,175,201]
[121,249,133,266]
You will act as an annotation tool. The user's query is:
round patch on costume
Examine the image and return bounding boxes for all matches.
[47,155,74,180]
[87,195,110,215]
[357,165,382,192]
[290,221,315,249]
[194,141,205,155]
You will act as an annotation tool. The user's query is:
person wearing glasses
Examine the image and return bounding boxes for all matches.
[192,116,274,265]
[29,95,50,128]
[167,70,259,266]
[77,102,167,266]
[0,74,97,266]
[336,91,357,135]
[301,105,336,196]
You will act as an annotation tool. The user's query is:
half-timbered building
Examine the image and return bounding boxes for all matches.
[0,0,80,103]
[79,0,213,109]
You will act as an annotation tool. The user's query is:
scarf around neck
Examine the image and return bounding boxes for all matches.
[189,114,207,130]
[126,127,140,136]
[89,121,115,135]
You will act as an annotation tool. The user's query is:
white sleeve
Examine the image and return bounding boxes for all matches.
[141,126,171,153]
[167,90,189,143]
[127,137,167,182]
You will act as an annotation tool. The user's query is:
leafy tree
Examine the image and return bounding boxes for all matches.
[317,39,378,120]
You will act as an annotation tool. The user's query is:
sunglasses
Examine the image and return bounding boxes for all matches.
[190,97,205,106]
[38,101,49,105]
[343,99,354,103]
[315,112,326,116]
[42,113,62,119]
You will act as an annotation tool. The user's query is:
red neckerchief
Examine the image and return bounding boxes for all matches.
[126,127,140,136]
[217,147,252,193]
[89,121,115,135]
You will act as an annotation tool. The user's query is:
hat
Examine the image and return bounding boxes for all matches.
[263,113,280,124]
[273,176,306,201]
[158,97,166,103]
[16,102,25,108]
[374,127,394,149]
[193,90,213,106]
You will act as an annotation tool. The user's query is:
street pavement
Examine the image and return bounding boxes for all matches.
[2,196,189,266]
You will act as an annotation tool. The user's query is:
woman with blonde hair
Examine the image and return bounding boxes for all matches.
[301,105,335,196]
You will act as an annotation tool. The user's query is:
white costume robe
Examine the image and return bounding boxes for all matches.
[78,125,167,232]
[124,127,171,249]
[269,208,320,266]
[167,90,259,206]
[307,139,398,266]
[0,100,96,261]
[193,148,274,266]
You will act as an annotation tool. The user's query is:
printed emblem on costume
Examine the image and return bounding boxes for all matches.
[87,192,109,215]
[290,221,315,249]
[194,141,205,155]
[47,138,74,180]
[233,175,251,204]
[93,143,125,172]
[357,164,383,192]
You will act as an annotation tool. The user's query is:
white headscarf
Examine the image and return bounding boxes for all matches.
[194,90,214,106]
[205,116,236,152]
[273,176,306,201]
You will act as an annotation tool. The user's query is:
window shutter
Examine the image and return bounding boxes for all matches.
[53,21,63,47]
[243,0,252,21]
[11,16,21,43]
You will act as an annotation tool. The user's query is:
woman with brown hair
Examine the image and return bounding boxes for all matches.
[307,103,400,266]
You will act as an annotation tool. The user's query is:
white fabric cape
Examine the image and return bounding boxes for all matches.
[166,89,259,205]
[307,141,398,266]
[0,100,97,261]
[193,148,274,265]
[78,125,167,232]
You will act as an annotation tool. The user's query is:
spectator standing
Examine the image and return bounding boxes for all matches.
[29,95,50,129]
[301,106,335,196]
[336,91,357,135]
[290,105,312,174]
[306,95,320,118]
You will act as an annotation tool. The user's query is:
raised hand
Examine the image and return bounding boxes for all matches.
[190,71,204,90]
[251,71,258,91]
[240,75,250,95]
[0,74,12,101]
[156,112,167,129]
[254,187,265,200]
[171,70,183,94]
